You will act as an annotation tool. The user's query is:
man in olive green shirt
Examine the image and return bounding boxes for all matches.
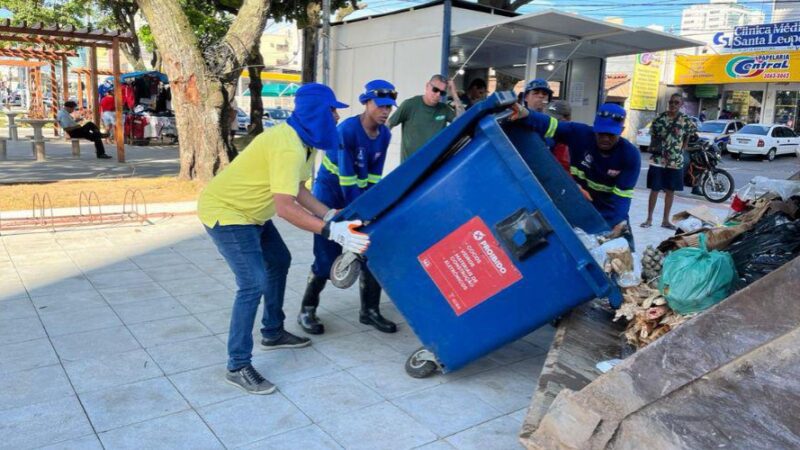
[388,74,462,161]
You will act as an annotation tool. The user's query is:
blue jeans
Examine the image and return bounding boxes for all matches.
[205,221,291,371]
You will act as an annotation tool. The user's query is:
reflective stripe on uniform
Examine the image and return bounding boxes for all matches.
[570,166,634,199]
[322,155,370,188]
[545,117,558,139]
[367,174,381,184]
[321,155,339,175]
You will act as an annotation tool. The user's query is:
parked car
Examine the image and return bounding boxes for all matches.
[265,107,290,123]
[235,107,250,132]
[727,124,800,161]
[635,116,700,151]
[696,119,745,153]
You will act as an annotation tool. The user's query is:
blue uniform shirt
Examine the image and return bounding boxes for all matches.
[313,115,390,208]
[523,110,641,227]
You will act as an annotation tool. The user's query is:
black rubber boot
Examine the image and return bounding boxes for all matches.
[298,272,327,335]
[358,267,397,333]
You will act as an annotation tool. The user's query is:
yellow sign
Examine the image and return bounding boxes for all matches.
[674,51,800,84]
[629,52,663,111]
[239,71,301,83]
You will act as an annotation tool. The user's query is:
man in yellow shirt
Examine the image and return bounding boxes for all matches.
[198,83,369,395]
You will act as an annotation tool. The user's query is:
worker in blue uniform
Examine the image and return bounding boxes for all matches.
[512,102,641,250]
[298,80,399,335]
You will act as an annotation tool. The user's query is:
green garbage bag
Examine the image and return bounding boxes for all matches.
[659,234,737,315]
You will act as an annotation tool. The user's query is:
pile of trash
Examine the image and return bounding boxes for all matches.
[581,176,800,350]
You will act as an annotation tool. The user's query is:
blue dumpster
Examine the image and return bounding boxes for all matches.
[335,92,622,376]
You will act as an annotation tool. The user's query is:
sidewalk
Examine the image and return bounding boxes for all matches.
[0,191,729,449]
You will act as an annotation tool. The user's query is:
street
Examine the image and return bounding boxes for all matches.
[635,150,799,198]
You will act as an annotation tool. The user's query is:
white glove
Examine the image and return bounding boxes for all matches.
[322,208,338,222]
[324,219,370,254]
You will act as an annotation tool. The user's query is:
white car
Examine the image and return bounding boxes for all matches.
[696,119,745,152]
[727,124,800,161]
[636,116,700,151]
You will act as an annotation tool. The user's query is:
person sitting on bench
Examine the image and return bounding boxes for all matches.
[57,100,111,159]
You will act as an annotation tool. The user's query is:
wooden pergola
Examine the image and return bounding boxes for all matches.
[72,67,113,118]
[0,19,135,161]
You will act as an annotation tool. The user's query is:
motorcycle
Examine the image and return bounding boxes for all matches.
[684,135,735,203]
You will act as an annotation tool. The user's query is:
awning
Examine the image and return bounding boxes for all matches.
[452,10,701,71]
[244,83,300,97]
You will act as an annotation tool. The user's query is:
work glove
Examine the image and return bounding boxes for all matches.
[322,219,370,254]
[508,103,529,121]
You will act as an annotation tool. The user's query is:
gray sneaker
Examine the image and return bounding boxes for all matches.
[261,331,311,350]
[225,364,276,395]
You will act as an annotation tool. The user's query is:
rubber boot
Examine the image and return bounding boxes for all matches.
[358,268,397,333]
[298,272,326,335]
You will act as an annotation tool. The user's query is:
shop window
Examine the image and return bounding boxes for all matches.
[773,90,798,132]
[723,90,762,123]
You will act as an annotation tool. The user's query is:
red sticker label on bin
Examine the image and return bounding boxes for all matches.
[417,216,523,316]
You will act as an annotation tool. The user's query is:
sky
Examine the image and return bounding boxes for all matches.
[349,0,777,32]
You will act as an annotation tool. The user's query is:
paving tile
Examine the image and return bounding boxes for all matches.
[85,269,154,289]
[252,347,340,385]
[158,275,229,297]
[173,289,232,314]
[414,440,457,450]
[241,424,343,450]
[30,290,108,314]
[314,332,403,369]
[507,407,529,425]
[366,327,425,356]
[39,304,122,337]
[0,297,36,319]
[508,353,548,381]
[0,395,93,449]
[130,250,190,270]
[280,371,383,422]
[334,303,407,328]
[486,339,548,366]
[0,281,28,301]
[452,367,538,414]
[39,434,103,450]
[0,337,59,375]
[98,410,223,450]
[282,309,361,343]
[346,352,443,400]
[0,315,46,345]
[63,348,163,394]
[26,275,97,297]
[521,325,556,351]
[79,377,189,432]
[194,308,232,334]
[168,365,245,408]
[128,315,212,348]
[0,364,74,411]
[199,393,310,448]
[319,401,436,450]
[78,258,141,275]
[143,263,208,282]
[112,296,190,325]
[394,383,504,438]
[444,416,524,450]
[52,326,141,362]
[440,356,501,381]
[146,335,227,375]
[96,281,172,305]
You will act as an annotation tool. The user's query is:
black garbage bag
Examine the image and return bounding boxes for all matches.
[726,213,800,287]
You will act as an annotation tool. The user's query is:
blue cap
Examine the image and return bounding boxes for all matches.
[358,79,397,107]
[524,78,553,95]
[593,103,626,136]
[295,83,348,109]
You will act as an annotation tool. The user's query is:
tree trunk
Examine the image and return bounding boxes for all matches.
[247,46,264,137]
[301,26,317,84]
[136,0,269,181]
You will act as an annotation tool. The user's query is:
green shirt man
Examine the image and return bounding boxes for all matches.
[388,75,460,162]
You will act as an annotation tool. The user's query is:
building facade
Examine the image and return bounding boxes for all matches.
[680,0,765,55]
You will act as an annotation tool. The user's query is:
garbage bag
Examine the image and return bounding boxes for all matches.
[659,234,737,315]
[726,213,800,287]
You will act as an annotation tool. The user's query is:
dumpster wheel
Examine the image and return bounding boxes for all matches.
[405,347,440,378]
[330,253,361,289]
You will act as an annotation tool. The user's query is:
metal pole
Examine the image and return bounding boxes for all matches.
[322,0,330,85]
[440,0,452,79]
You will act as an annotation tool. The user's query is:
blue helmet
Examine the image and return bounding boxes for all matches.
[524,78,553,96]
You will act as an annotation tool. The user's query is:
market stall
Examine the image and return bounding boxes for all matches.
[110,71,176,144]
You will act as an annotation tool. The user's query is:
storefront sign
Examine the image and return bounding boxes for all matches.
[694,85,719,98]
[713,21,800,52]
[629,52,663,110]
[674,51,800,84]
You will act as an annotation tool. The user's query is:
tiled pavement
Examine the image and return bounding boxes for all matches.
[0,191,728,449]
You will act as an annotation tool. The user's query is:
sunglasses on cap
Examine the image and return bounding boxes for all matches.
[368,88,397,100]
[596,110,626,122]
